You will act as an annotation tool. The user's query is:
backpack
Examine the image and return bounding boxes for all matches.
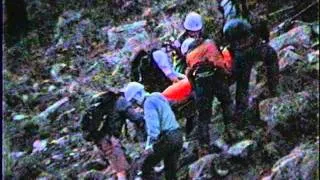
[131,49,172,92]
[80,90,125,142]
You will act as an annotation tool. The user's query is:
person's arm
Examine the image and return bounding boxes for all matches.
[116,96,144,123]
[153,51,181,83]
[125,107,144,123]
[143,98,160,150]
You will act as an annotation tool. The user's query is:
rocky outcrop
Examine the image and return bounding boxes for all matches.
[259,90,318,134]
[102,21,150,65]
[262,141,319,180]
[4,0,320,179]
[227,140,257,158]
[269,25,313,51]
[278,46,303,71]
[12,155,43,179]
[46,11,96,56]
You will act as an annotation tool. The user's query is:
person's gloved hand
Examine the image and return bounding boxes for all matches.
[170,76,180,83]
[177,73,186,80]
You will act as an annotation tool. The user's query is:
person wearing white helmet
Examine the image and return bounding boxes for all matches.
[183,12,203,33]
[123,82,183,180]
[170,11,204,53]
[182,12,204,42]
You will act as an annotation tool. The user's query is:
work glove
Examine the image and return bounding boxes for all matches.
[170,76,180,83]
[177,73,187,80]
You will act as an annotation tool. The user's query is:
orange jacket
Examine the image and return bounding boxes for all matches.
[162,78,192,102]
[161,41,234,103]
[186,40,230,72]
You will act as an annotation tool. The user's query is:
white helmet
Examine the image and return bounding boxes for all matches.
[181,38,196,55]
[123,82,144,102]
[183,12,203,31]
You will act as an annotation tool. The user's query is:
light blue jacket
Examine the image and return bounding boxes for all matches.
[143,92,180,141]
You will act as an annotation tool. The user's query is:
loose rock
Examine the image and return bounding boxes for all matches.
[227,140,257,158]
[263,141,319,180]
[269,25,312,51]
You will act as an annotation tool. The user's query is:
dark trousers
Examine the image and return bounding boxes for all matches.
[142,129,183,180]
[192,66,233,145]
[231,43,279,118]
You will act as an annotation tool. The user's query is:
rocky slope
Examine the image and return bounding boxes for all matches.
[3,0,319,179]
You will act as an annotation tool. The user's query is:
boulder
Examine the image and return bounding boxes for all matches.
[10,151,26,161]
[50,136,69,147]
[306,50,319,64]
[46,14,96,56]
[54,10,82,40]
[155,14,184,41]
[259,90,318,133]
[101,20,150,75]
[13,114,29,121]
[227,140,257,158]
[52,153,64,161]
[60,19,96,50]
[211,137,229,153]
[301,50,319,78]
[12,155,42,179]
[248,81,269,110]
[277,55,319,94]
[34,97,69,126]
[269,25,312,52]
[278,46,303,71]
[263,141,319,180]
[32,139,48,153]
[188,152,232,179]
[312,22,319,35]
[105,20,149,51]
[188,154,220,179]
[50,63,68,83]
